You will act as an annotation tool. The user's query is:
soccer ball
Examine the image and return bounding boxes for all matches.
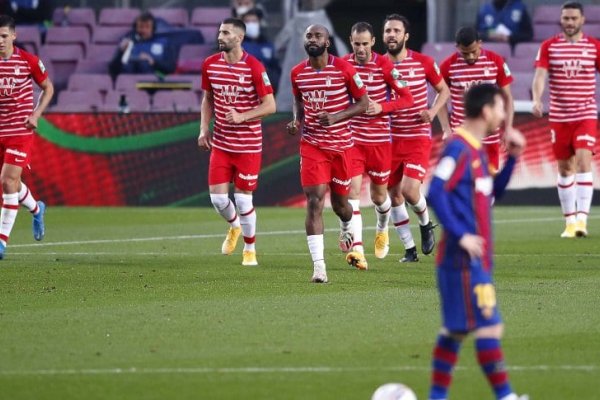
[371,383,417,400]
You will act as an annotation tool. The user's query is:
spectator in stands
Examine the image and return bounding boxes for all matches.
[477,0,533,48]
[232,0,266,24]
[241,9,280,92]
[109,11,177,79]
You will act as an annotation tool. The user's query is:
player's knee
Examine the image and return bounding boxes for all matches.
[1,177,19,194]
[209,193,230,211]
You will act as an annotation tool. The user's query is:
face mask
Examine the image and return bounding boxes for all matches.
[245,22,260,39]
[236,6,250,16]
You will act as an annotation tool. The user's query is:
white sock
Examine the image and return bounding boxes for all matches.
[18,182,39,214]
[339,214,352,233]
[348,199,363,253]
[307,234,324,263]
[391,203,415,249]
[409,193,430,226]
[234,193,256,252]
[375,195,392,232]
[576,172,593,224]
[1,193,20,246]
[557,174,576,224]
[210,193,240,228]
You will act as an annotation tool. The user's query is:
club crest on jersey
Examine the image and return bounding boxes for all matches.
[14,66,20,75]
[484,67,491,76]
[0,76,15,96]
[408,68,415,78]
[326,75,332,87]
[562,59,582,78]
[368,72,374,82]
[239,74,245,84]
[306,90,327,111]
[221,85,240,104]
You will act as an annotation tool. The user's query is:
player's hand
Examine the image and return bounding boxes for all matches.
[531,101,544,118]
[459,233,485,259]
[366,100,382,115]
[25,115,39,130]
[419,109,434,123]
[317,112,338,126]
[286,119,300,136]
[503,127,526,157]
[442,129,452,141]
[198,131,211,151]
[119,38,132,51]
[225,109,245,124]
[138,52,154,65]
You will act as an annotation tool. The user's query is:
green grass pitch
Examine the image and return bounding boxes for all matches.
[0,206,599,399]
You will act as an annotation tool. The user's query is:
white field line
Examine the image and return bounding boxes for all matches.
[11,215,598,249]
[0,364,597,376]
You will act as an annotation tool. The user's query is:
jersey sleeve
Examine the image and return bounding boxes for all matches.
[290,65,299,97]
[422,55,443,87]
[595,39,600,72]
[248,56,274,98]
[23,51,48,86]
[427,140,472,240]
[341,60,367,100]
[201,58,212,91]
[439,56,452,85]
[534,40,550,69]
[493,53,514,87]
[379,56,414,113]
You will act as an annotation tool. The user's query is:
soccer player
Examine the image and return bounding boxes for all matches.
[427,83,527,400]
[383,14,450,263]
[439,26,516,173]
[0,15,52,259]
[288,24,368,283]
[198,18,276,266]
[532,1,599,238]
[343,21,414,270]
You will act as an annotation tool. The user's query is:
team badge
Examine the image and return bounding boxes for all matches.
[261,71,271,86]
[583,50,589,57]
[352,73,364,89]
[368,72,373,82]
[239,74,245,84]
[484,67,490,76]
[408,68,415,77]
[14,66,20,75]
[326,75,332,87]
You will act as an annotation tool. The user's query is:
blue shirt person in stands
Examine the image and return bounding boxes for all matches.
[477,0,533,48]
[426,84,528,400]
[109,12,177,78]
[241,8,280,92]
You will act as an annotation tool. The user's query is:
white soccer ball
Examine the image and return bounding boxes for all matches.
[371,383,417,400]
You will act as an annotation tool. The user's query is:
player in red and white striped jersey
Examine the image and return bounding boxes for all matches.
[198,18,276,267]
[342,21,414,270]
[438,26,516,173]
[287,24,368,283]
[0,15,53,259]
[532,2,600,238]
[383,14,450,264]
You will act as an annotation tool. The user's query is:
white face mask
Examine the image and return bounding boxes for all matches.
[236,6,250,16]
[245,22,260,39]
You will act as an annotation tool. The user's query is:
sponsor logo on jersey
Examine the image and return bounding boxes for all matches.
[368,169,391,178]
[562,59,582,78]
[433,62,440,75]
[221,85,240,104]
[306,90,327,111]
[503,62,512,77]
[332,177,351,186]
[38,60,46,74]
[0,77,16,96]
[238,173,259,180]
[391,68,401,80]
[6,148,27,158]
[261,71,271,86]
[406,163,426,174]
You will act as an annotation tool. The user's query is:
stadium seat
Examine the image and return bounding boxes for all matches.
[67,73,113,98]
[52,7,96,36]
[482,42,511,60]
[510,72,534,101]
[86,43,117,61]
[193,26,218,44]
[98,8,141,26]
[587,6,600,23]
[149,8,189,27]
[152,90,200,112]
[533,23,561,42]
[45,26,91,56]
[53,90,103,112]
[93,26,131,44]
[164,74,202,92]
[507,56,535,72]
[103,90,151,112]
[75,59,110,74]
[15,25,41,54]
[41,44,84,90]
[421,42,456,64]
[176,44,214,73]
[191,7,230,26]
[585,23,600,39]
[115,74,160,92]
[533,6,561,24]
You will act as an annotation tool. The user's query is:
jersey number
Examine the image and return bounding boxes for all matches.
[473,283,496,319]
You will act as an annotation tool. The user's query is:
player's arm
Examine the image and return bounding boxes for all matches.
[368,63,413,115]
[227,93,276,124]
[436,101,452,140]
[499,84,515,131]
[493,128,526,199]
[26,77,54,130]
[198,90,214,150]
[531,67,547,118]
[318,93,368,126]
[421,79,450,124]
[287,93,304,136]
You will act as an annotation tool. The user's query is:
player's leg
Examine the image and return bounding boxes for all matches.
[345,173,368,270]
[232,152,261,266]
[429,329,464,400]
[389,182,418,263]
[330,148,354,253]
[368,142,392,259]
[208,149,241,255]
[305,184,328,283]
[0,163,23,259]
[18,181,45,241]
[552,122,577,237]
[573,120,596,237]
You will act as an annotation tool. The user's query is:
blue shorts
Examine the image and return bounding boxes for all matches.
[437,257,502,332]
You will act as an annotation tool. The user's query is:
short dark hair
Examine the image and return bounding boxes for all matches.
[383,14,410,34]
[0,14,16,31]
[136,11,155,25]
[455,26,480,47]
[464,83,502,118]
[241,8,262,20]
[222,17,246,33]
[351,21,374,38]
[562,1,584,14]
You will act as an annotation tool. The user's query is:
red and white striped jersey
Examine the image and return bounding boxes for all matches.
[440,49,513,129]
[291,54,367,152]
[201,51,273,154]
[343,52,413,145]
[387,50,443,139]
[0,47,48,138]
[535,33,600,123]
